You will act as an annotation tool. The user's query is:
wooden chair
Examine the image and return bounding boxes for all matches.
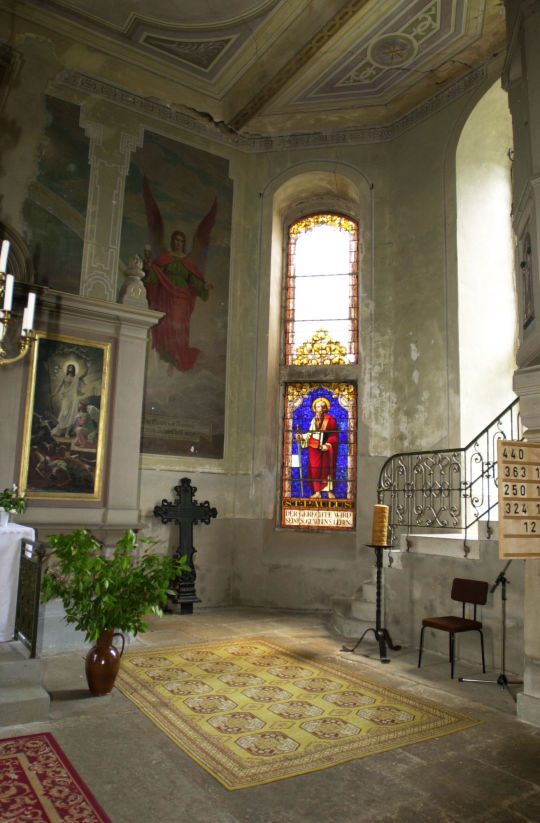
[418,577,489,679]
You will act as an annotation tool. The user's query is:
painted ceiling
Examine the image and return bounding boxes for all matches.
[16,0,507,136]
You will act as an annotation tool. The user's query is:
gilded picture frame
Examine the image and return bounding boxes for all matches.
[19,332,111,501]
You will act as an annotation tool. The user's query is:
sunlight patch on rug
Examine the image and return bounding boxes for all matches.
[115,636,480,790]
[0,732,111,822]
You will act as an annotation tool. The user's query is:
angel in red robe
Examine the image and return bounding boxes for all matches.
[296,397,339,498]
[142,175,217,372]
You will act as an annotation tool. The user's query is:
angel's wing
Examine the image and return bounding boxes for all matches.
[191,198,217,274]
[143,174,165,257]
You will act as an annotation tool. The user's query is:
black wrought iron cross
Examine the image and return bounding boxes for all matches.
[153,477,217,614]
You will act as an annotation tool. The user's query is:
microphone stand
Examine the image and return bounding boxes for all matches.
[459,560,523,701]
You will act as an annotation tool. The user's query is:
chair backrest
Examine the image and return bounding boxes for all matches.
[451,577,488,606]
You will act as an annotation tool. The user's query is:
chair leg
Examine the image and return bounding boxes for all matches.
[479,630,486,673]
[418,626,425,668]
[450,633,455,679]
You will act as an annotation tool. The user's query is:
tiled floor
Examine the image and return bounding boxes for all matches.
[2,607,540,823]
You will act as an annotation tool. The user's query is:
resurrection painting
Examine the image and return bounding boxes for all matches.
[22,96,89,293]
[282,383,357,530]
[120,130,232,459]
[19,333,110,500]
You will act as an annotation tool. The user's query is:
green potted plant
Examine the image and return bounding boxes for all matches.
[0,483,27,526]
[41,528,189,695]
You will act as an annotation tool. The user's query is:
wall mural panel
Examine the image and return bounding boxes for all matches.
[120,131,232,459]
[22,96,89,293]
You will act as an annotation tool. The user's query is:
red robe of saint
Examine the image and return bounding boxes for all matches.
[307,413,338,493]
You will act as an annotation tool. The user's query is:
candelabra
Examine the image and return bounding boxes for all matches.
[0,239,37,366]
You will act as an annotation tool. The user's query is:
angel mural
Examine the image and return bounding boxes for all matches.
[142,174,217,372]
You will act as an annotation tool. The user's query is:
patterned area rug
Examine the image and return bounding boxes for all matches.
[0,732,111,822]
[115,636,480,789]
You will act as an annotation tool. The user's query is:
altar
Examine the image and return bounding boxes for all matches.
[0,521,35,642]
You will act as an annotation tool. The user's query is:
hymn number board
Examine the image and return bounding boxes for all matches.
[497,439,540,558]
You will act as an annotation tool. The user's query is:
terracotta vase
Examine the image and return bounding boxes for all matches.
[85,629,125,696]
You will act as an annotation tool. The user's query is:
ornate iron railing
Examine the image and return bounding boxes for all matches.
[377,399,522,546]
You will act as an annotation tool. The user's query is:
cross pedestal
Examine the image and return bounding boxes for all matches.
[153,477,217,614]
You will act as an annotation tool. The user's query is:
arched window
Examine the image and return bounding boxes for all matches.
[281,213,358,530]
[285,214,358,365]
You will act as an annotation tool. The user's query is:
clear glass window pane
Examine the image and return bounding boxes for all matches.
[285,214,358,366]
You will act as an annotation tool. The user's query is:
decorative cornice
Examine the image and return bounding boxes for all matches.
[54,63,487,153]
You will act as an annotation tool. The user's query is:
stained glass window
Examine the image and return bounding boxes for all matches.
[285,214,358,366]
[281,383,357,529]
[281,212,358,530]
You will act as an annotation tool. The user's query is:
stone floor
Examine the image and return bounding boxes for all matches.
[2,607,540,823]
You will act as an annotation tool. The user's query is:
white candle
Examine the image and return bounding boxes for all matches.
[0,240,10,273]
[22,292,36,331]
[3,274,14,311]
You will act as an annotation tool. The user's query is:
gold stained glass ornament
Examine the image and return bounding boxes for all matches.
[290,214,357,236]
[293,329,348,365]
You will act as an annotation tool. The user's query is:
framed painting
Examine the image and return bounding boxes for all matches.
[19,333,111,500]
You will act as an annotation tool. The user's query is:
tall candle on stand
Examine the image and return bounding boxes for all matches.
[371,504,389,546]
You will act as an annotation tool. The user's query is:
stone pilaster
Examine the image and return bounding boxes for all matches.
[79,105,144,301]
[505,0,540,726]
[512,366,540,724]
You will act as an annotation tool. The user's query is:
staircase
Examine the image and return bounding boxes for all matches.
[378,399,521,546]
[331,402,525,667]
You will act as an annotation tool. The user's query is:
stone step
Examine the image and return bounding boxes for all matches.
[0,641,50,726]
[0,685,50,725]
[0,641,42,686]
[358,580,377,602]
[330,597,375,641]
[350,598,378,621]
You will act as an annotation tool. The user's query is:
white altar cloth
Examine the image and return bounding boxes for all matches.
[0,522,35,642]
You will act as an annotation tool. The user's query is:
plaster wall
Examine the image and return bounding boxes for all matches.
[385,540,525,676]
[503,0,540,726]
[457,82,516,444]
[135,71,503,611]
[0,22,513,619]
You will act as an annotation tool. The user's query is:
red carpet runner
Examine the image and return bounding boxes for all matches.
[0,732,111,822]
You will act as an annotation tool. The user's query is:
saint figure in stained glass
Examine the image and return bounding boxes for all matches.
[295,397,339,499]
